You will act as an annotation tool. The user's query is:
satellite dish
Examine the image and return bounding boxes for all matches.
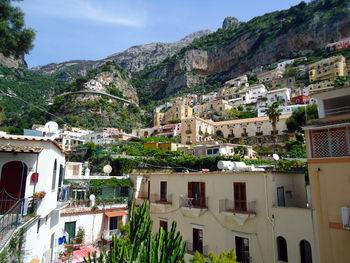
[273,153,280,161]
[44,121,59,133]
[103,165,112,175]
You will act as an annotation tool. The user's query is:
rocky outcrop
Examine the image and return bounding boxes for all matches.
[0,53,26,68]
[30,29,212,77]
[222,17,239,29]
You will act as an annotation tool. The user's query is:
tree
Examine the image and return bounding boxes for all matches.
[0,0,35,58]
[84,201,186,263]
[266,102,282,152]
[286,104,318,133]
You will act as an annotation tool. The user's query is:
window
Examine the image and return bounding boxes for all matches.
[235,236,249,263]
[277,187,285,207]
[37,219,41,234]
[64,221,76,244]
[159,220,168,233]
[176,113,179,118]
[234,182,247,211]
[160,181,167,202]
[109,216,119,231]
[300,240,312,263]
[193,228,203,253]
[188,182,206,207]
[120,187,129,197]
[52,159,57,191]
[72,165,79,176]
[176,107,179,111]
[277,236,288,262]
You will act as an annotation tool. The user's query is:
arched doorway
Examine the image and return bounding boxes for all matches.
[277,236,288,262]
[0,161,28,213]
[300,240,312,263]
[216,130,223,137]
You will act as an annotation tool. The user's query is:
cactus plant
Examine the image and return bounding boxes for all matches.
[84,200,185,263]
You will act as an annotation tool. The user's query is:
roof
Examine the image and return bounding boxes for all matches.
[73,247,100,263]
[0,134,65,154]
[0,145,43,153]
[105,211,128,217]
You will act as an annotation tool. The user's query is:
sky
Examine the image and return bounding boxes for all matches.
[17,0,307,68]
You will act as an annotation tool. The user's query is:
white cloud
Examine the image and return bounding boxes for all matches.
[18,0,147,28]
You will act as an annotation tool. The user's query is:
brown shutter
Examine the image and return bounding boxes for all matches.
[200,182,206,207]
[188,182,193,198]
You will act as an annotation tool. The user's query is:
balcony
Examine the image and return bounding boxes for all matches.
[227,134,235,139]
[256,131,263,136]
[186,242,208,257]
[219,199,256,225]
[149,193,172,213]
[135,191,149,206]
[310,126,350,158]
[271,130,279,135]
[102,229,121,241]
[186,130,192,134]
[179,196,208,217]
[241,133,248,137]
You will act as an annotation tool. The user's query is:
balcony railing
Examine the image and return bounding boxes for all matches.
[241,133,248,137]
[186,130,192,134]
[186,242,208,256]
[219,199,256,215]
[179,196,208,209]
[256,131,263,136]
[325,105,350,117]
[68,200,91,208]
[150,193,172,204]
[271,130,279,135]
[310,126,350,158]
[102,229,121,241]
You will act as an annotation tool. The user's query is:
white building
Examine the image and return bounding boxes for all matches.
[82,132,116,145]
[258,104,307,117]
[0,133,66,263]
[266,88,291,107]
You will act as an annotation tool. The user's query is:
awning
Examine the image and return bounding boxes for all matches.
[0,145,43,153]
[30,259,39,263]
[105,211,128,217]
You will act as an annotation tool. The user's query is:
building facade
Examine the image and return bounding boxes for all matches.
[131,170,319,263]
[304,85,350,263]
[308,55,346,83]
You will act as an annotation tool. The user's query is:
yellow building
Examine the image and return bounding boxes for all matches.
[131,169,319,263]
[144,142,187,152]
[308,55,345,82]
[304,85,350,263]
[154,105,193,126]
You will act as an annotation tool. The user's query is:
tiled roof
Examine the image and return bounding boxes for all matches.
[213,114,292,126]
[0,134,65,153]
[0,145,43,153]
[73,247,100,263]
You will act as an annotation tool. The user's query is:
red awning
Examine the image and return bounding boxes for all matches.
[105,211,128,217]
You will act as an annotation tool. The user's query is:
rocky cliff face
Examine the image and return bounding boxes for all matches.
[135,4,350,101]
[30,29,212,78]
[0,53,26,68]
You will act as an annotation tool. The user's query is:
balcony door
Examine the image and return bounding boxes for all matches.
[160,181,167,202]
[109,216,119,231]
[235,236,249,263]
[188,182,205,207]
[234,182,247,211]
[277,187,285,207]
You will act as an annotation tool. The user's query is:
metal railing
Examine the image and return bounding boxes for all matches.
[102,229,121,241]
[68,200,91,208]
[219,199,256,214]
[271,130,279,135]
[179,196,208,209]
[325,105,350,117]
[256,131,263,136]
[0,191,37,248]
[149,193,172,204]
[241,133,248,137]
[186,242,208,256]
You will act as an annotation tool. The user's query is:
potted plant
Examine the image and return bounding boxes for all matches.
[33,191,46,200]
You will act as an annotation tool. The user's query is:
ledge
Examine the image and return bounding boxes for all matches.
[221,211,255,225]
[180,206,208,217]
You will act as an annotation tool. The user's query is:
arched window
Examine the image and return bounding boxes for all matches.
[300,240,312,263]
[52,159,57,191]
[277,236,288,262]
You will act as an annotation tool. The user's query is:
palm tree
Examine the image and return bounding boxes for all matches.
[266,101,282,152]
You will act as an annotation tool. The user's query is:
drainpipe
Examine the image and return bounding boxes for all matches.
[264,174,276,263]
[33,153,39,195]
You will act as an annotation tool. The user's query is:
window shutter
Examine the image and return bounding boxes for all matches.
[200,182,206,207]
[188,182,193,198]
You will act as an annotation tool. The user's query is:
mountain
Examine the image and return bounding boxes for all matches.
[132,0,350,108]
[29,29,212,78]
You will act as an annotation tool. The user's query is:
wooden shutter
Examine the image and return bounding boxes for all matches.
[200,182,206,207]
[234,182,247,211]
[188,182,193,198]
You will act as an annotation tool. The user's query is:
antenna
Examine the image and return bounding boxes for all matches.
[44,121,59,133]
[273,153,280,161]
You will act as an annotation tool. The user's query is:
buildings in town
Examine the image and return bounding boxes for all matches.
[144,142,188,152]
[181,115,291,149]
[153,104,193,127]
[257,68,284,85]
[308,55,346,83]
[0,133,66,262]
[304,85,350,263]
[131,168,318,263]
